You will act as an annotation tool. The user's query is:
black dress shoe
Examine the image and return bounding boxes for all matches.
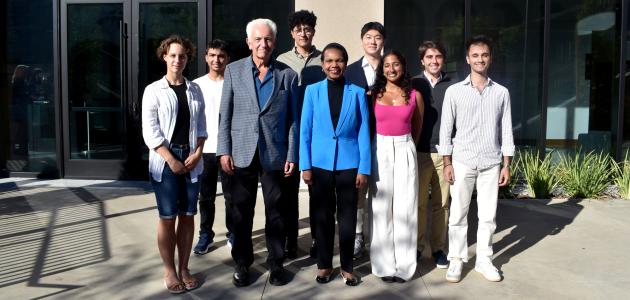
[393,276,406,283]
[269,266,288,286]
[381,276,395,283]
[232,266,250,287]
[315,270,334,284]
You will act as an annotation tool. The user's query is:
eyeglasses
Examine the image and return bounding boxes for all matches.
[292,26,314,35]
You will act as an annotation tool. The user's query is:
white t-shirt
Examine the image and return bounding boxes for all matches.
[193,75,224,153]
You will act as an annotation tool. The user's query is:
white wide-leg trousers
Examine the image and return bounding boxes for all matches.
[447,160,500,263]
[370,134,418,280]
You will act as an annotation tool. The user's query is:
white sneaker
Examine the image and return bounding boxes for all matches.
[474,261,502,282]
[446,260,463,283]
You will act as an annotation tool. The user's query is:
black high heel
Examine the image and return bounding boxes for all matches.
[341,272,359,286]
[315,269,334,284]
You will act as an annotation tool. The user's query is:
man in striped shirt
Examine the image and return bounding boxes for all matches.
[439,35,515,283]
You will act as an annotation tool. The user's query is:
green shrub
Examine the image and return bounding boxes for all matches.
[557,150,613,199]
[613,152,630,199]
[520,150,557,199]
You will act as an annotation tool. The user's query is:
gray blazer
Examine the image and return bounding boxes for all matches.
[217,56,299,171]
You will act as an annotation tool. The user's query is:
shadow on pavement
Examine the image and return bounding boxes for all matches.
[0,180,153,297]
[462,197,583,279]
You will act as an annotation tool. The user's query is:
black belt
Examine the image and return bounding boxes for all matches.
[169,143,189,150]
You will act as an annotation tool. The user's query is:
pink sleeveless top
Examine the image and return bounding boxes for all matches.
[374,90,416,136]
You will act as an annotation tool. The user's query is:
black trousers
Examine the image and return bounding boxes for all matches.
[198,153,233,238]
[229,151,288,268]
[311,167,358,273]
[282,172,300,250]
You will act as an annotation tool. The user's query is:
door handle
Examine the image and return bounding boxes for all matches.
[119,21,132,117]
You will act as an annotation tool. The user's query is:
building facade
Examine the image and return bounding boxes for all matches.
[1,0,629,179]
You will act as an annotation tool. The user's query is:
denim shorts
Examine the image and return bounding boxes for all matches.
[151,144,200,219]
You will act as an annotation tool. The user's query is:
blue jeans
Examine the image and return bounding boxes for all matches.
[151,145,200,219]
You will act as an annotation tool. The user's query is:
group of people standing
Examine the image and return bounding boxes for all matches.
[141,9,514,294]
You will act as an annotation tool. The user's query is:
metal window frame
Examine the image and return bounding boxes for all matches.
[617,0,628,160]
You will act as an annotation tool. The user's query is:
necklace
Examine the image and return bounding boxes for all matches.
[390,90,406,104]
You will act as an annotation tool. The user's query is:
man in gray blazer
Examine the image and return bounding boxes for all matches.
[217,18,299,287]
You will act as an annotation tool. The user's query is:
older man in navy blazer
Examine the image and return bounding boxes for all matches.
[217,18,299,287]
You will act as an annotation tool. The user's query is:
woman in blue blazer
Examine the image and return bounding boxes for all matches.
[300,43,370,286]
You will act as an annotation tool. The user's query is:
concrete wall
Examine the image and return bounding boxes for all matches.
[294,0,384,63]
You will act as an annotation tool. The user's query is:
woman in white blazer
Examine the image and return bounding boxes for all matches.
[142,35,207,294]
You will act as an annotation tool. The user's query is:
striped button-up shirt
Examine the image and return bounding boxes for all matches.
[438,75,515,170]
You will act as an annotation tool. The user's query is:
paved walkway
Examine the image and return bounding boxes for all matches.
[1,177,629,299]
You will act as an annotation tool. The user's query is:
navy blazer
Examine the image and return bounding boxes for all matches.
[299,79,371,175]
[345,56,377,140]
[345,57,369,90]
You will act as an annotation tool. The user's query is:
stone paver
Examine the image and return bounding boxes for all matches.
[1,178,629,299]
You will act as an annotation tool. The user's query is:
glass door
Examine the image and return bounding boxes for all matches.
[61,0,131,178]
[60,0,203,179]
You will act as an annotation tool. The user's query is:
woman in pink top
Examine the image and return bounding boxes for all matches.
[369,50,424,282]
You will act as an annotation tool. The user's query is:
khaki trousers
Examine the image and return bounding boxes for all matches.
[417,152,450,254]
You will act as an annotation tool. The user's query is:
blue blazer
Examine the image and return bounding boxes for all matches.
[300,79,371,175]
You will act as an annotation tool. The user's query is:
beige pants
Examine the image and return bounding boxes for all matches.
[417,152,450,254]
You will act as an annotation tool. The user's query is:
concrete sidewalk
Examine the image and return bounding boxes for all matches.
[1,177,628,299]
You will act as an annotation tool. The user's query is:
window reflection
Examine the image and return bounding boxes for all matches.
[67,3,124,160]
[624,1,630,156]
[139,3,198,91]
[547,0,620,155]
[385,0,465,78]
[472,0,545,148]
[2,0,57,177]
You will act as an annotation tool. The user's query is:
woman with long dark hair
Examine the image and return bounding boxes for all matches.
[369,50,424,283]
